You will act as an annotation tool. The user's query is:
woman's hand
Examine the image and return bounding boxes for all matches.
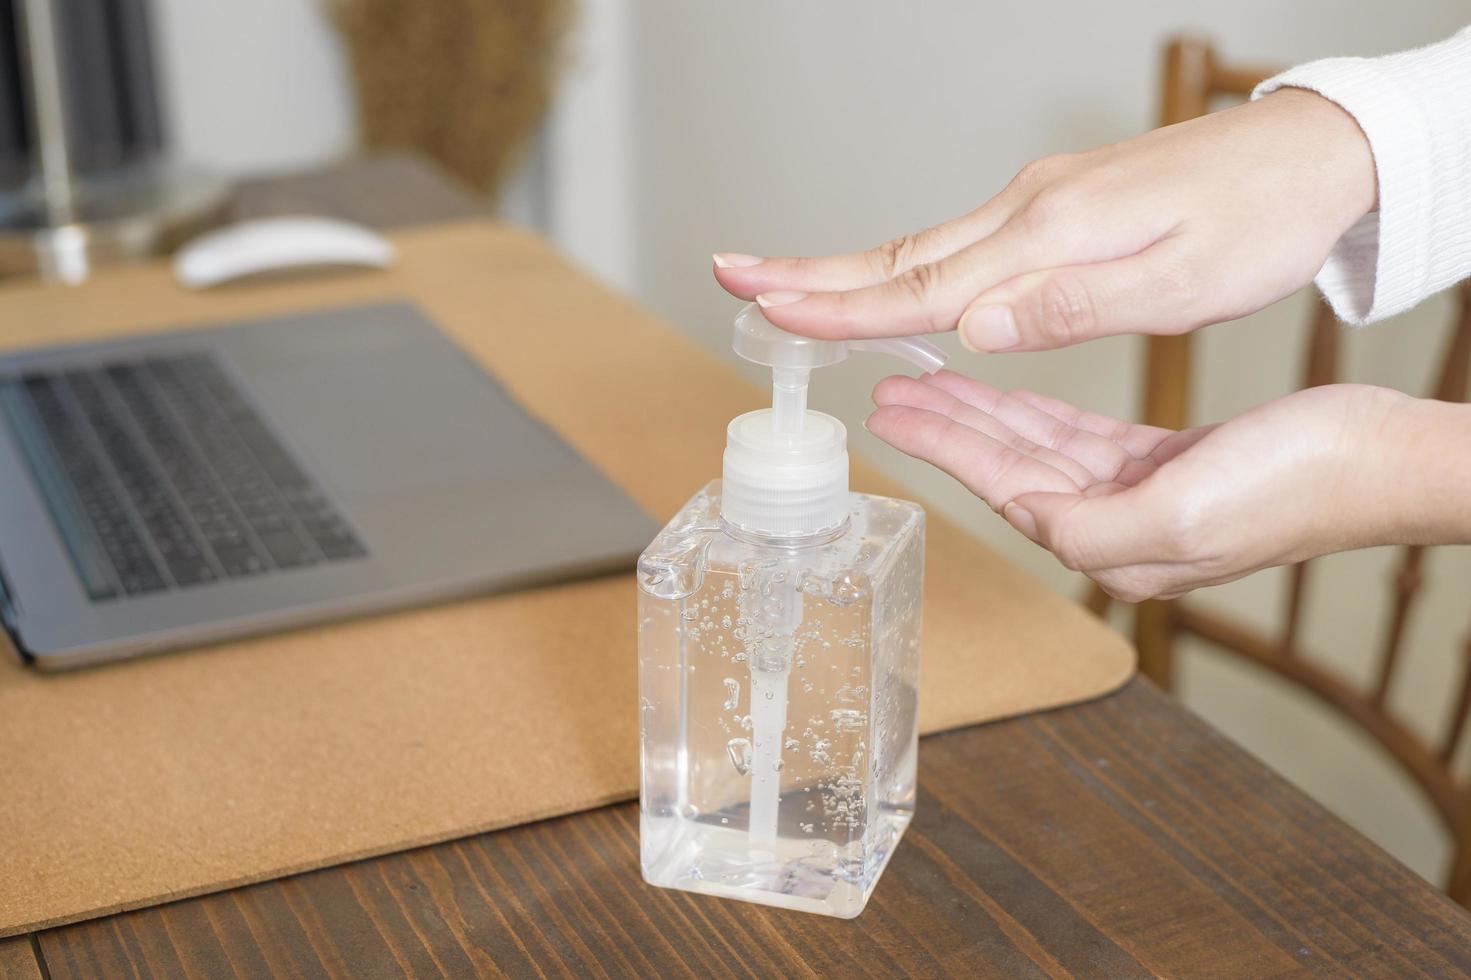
[864,371,1465,601]
[713,90,1376,352]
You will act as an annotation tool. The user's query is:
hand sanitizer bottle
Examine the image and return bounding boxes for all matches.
[637,303,944,918]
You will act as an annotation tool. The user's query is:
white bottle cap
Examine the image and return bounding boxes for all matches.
[720,303,947,537]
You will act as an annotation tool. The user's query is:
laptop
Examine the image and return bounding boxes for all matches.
[0,301,659,670]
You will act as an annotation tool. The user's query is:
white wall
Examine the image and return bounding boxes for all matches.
[148,0,1471,883]
[544,0,636,293]
[150,0,356,175]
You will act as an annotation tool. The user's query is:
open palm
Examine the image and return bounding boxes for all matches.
[867,371,1409,601]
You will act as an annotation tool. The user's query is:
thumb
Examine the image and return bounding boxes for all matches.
[958,240,1199,352]
[1005,487,1178,571]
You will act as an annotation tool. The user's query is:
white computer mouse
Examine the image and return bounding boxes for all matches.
[173,216,396,289]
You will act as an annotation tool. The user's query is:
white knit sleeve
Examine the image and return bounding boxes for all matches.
[1253,27,1471,325]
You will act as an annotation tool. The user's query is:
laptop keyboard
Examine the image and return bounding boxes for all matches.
[0,352,366,601]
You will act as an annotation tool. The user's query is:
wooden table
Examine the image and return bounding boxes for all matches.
[6,157,1471,979]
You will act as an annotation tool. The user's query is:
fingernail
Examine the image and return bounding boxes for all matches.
[713,252,764,269]
[959,304,1019,352]
[1002,502,1037,540]
[756,290,807,309]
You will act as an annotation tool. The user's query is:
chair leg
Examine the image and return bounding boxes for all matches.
[1447,801,1471,907]
[1449,842,1471,907]
[1135,598,1175,691]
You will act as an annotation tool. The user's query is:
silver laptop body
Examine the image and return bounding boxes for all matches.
[0,301,658,670]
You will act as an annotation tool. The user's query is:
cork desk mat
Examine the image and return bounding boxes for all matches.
[0,221,1134,937]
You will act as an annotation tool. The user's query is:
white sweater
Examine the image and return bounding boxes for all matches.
[1254,27,1471,325]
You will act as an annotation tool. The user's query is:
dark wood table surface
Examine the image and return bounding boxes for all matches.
[6,157,1471,979]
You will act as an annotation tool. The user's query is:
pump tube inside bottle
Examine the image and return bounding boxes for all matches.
[742,567,802,847]
[748,649,790,844]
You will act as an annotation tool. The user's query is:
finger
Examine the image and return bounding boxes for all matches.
[712,170,1044,300]
[1010,389,1176,459]
[918,371,1135,482]
[1083,481,1130,497]
[1003,486,1184,571]
[957,237,1200,352]
[871,376,1095,488]
[1062,425,1212,492]
[757,219,1068,340]
[864,404,1081,510]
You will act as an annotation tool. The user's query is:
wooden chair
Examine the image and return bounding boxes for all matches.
[1092,36,1471,903]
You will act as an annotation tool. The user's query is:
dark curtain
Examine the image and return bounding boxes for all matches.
[0,0,165,186]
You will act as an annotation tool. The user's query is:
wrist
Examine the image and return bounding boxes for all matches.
[1382,395,1471,545]
[1256,88,1378,221]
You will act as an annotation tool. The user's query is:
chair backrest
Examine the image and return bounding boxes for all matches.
[1135,36,1471,903]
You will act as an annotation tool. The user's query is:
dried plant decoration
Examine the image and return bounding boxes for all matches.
[327,0,570,203]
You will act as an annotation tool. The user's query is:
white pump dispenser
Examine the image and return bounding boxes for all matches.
[719,304,947,856]
[720,303,948,537]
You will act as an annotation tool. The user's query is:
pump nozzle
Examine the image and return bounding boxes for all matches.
[733,303,946,443]
[848,337,949,374]
[732,302,947,377]
[721,303,948,537]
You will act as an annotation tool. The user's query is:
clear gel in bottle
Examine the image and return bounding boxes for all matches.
[637,303,940,917]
